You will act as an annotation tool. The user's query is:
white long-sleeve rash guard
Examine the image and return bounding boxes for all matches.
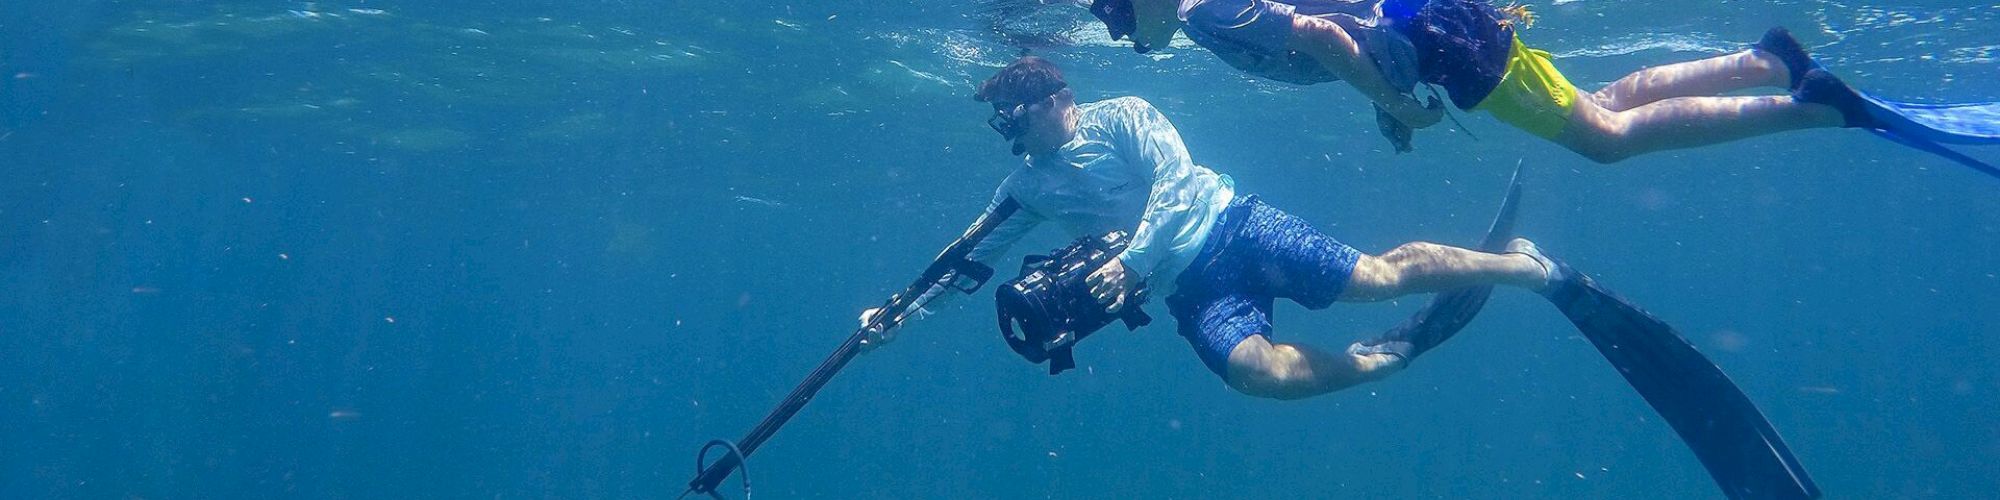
[909,96,1236,320]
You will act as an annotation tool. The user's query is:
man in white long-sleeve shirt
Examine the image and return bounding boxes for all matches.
[862,56,1565,400]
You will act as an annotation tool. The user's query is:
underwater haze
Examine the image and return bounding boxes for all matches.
[3,0,1996,498]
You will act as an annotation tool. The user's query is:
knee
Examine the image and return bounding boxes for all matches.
[1224,343,1318,400]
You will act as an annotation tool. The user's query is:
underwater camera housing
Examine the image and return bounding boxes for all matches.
[995,231,1152,375]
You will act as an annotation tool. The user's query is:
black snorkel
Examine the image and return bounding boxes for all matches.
[988,102,1029,152]
[1089,0,1150,53]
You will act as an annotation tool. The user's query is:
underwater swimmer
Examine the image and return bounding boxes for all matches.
[1088,0,1977,165]
[812,58,1825,497]
[856,56,1562,399]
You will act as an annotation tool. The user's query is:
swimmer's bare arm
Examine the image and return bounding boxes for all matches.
[859,191,1043,350]
[1129,0,1435,126]
[1288,16,1442,128]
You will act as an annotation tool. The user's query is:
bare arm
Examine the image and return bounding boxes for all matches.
[860,186,1043,350]
[1288,15,1441,128]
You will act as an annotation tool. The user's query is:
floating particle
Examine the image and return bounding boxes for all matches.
[733,195,786,208]
[1711,329,1748,353]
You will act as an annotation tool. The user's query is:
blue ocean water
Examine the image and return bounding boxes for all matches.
[2,0,1995,497]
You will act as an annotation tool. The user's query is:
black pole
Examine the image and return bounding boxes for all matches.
[684,199,1021,496]
[685,332,865,494]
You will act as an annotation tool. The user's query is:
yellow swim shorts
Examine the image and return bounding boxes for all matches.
[1473,36,1578,139]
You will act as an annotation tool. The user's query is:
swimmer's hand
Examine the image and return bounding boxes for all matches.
[1376,97,1444,153]
[1086,258,1135,314]
[1376,104,1414,153]
[1407,95,1445,129]
[857,307,899,351]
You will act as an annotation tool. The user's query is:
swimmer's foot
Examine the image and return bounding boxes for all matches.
[1347,341,1411,377]
[1794,69,1883,129]
[1505,238,1569,296]
[1754,27,1820,90]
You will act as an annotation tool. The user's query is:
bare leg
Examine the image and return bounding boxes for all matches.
[1558,94,1845,164]
[1222,240,1541,400]
[1591,50,1792,112]
[1338,241,1546,302]
[1224,335,1403,400]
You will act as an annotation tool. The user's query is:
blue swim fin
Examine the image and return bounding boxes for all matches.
[1869,129,2000,180]
[1796,69,2000,180]
[1860,97,2000,145]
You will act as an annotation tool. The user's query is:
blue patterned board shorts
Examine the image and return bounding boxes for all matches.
[1168,195,1362,378]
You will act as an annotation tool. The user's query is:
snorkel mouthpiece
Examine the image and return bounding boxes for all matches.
[990,103,1030,155]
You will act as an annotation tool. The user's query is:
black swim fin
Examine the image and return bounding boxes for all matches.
[1544,272,1821,500]
[1361,162,1524,359]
